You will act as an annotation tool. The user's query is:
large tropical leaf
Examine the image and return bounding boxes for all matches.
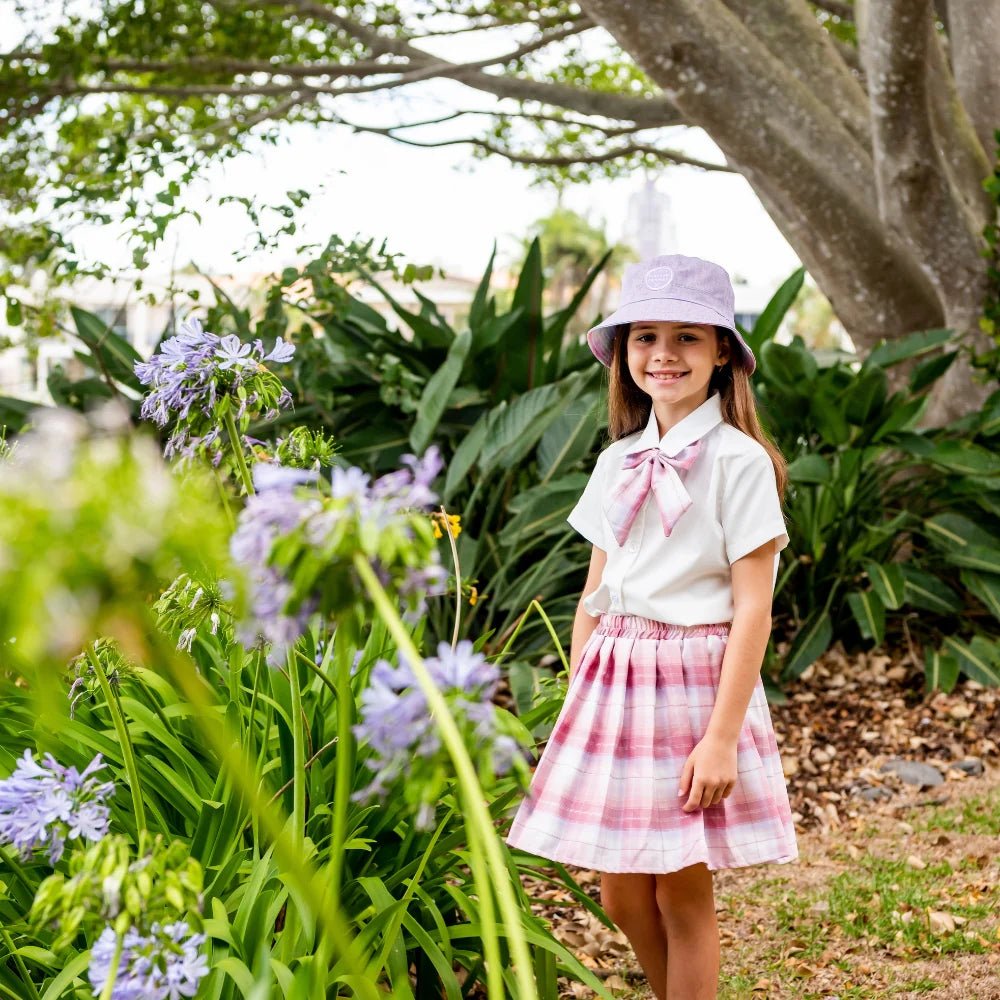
[410,330,472,453]
[941,635,1000,687]
[782,609,833,678]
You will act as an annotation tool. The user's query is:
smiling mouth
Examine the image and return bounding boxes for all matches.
[647,372,688,381]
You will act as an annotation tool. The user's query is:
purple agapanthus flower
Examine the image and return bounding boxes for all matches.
[89,921,208,1000]
[0,750,114,863]
[134,318,295,465]
[230,475,321,666]
[214,334,254,371]
[353,641,515,825]
[230,453,445,666]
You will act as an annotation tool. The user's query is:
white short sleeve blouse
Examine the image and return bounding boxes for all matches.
[567,393,788,625]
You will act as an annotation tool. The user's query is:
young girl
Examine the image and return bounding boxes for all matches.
[506,255,798,1000]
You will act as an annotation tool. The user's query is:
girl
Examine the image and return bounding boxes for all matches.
[506,255,798,1000]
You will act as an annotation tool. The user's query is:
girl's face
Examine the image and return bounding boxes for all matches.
[626,321,729,418]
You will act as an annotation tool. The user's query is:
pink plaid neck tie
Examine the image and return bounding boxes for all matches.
[605,442,702,547]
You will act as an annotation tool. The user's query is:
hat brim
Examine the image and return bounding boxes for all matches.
[587,298,755,374]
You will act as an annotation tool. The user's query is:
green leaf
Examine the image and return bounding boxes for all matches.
[468,243,496,330]
[478,379,579,476]
[746,268,805,351]
[536,393,600,481]
[760,341,817,392]
[847,590,885,643]
[500,474,589,545]
[901,566,964,613]
[924,512,1000,550]
[864,561,905,610]
[909,351,957,393]
[926,441,1000,477]
[443,412,489,502]
[544,249,612,380]
[941,635,1000,686]
[782,609,832,678]
[864,328,953,368]
[924,649,959,693]
[71,306,143,391]
[810,393,851,446]
[844,368,888,425]
[410,329,471,453]
[945,545,1000,573]
[871,395,927,441]
[507,237,545,391]
[787,454,832,485]
[962,570,1000,622]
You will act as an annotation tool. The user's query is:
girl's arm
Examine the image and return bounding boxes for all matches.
[568,545,607,681]
[678,537,776,811]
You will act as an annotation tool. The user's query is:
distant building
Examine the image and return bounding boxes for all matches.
[623,177,679,261]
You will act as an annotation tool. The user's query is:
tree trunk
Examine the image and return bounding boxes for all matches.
[579,0,997,418]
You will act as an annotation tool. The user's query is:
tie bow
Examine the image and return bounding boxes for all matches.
[604,442,701,547]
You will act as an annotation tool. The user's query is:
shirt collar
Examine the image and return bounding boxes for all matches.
[632,393,724,457]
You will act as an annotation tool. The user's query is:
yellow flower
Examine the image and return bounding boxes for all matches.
[468,586,478,607]
[431,512,461,539]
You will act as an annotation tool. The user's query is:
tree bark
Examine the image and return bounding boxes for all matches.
[578,0,945,352]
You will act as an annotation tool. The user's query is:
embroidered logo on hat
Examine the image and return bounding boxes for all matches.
[644,266,674,290]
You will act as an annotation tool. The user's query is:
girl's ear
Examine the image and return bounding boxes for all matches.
[716,329,733,365]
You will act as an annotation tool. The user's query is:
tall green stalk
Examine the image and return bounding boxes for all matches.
[0,927,39,1000]
[222,408,255,497]
[327,618,356,918]
[287,651,306,847]
[98,934,124,1000]
[353,554,538,1000]
[86,645,147,835]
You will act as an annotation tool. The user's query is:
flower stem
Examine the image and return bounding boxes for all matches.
[222,408,255,497]
[438,505,463,650]
[327,618,357,918]
[86,645,147,835]
[0,927,40,1000]
[98,933,124,1000]
[287,651,305,847]
[353,554,538,1000]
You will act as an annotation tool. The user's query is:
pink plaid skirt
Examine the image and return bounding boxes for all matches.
[505,614,798,874]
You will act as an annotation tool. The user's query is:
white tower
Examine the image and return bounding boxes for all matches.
[623,176,678,260]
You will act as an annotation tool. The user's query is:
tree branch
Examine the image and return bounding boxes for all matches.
[244,0,681,126]
[721,0,869,148]
[338,115,734,171]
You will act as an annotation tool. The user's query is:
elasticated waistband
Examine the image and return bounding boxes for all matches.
[595,614,731,640]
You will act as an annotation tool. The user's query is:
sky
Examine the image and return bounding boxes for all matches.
[2,6,802,289]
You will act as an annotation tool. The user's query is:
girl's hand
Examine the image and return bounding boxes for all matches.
[678,734,738,811]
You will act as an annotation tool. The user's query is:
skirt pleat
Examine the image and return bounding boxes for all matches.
[505,613,799,874]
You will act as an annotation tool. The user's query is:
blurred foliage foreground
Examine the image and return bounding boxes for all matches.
[0,236,999,998]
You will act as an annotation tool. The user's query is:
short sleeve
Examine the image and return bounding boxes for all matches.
[720,449,789,564]
[567,450,610,550]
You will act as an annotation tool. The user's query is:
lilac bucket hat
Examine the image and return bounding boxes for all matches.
[587,254,756,374]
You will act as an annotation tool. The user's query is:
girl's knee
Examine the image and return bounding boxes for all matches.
[600,872,656,928]
[654,863,714,915]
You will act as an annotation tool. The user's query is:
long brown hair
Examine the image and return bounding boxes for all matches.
[606,325,787,498]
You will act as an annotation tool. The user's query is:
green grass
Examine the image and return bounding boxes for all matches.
[915,789,1000,835]
[774,856,995,957]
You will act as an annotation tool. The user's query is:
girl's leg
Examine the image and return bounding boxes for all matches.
[600,872,669,1000]
[654,863,719,1000]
